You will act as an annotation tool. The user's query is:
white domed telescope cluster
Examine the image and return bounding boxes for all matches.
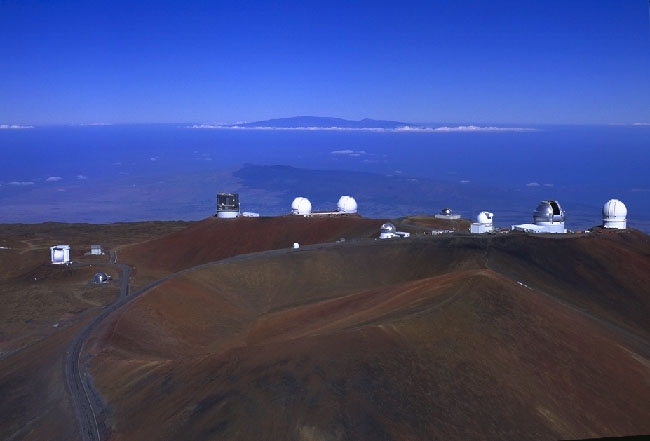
[337,196,358,214]
[602,199,627,229]
[511,200,567,233]
[435,207,461,220]
[470,211,494,234]
[291,197,313,216]
[507,198,629,233]
[291,195,358,216]
[379,222,410,239]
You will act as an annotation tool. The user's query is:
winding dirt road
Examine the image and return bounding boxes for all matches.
[64,241,354,441]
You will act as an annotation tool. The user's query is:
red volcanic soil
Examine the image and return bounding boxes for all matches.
[118,215,386,285]
[0,221,188,441]
[395,215,471,233]
[87,230,650,441]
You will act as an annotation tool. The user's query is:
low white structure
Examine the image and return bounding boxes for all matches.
[512,200,566,234]
[379,222,410,239]
[337,196,358,214]
[470,211,494,234]
[90,244,103,255]
[435,208,461,220]
[50,245,71,264]
[241,212,260,217]
[293,242,300,249]
[216,192,240,218]
[291,197,312,216]
[603,199,627,229]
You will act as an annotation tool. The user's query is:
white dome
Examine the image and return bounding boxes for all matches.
[380,222,396,233]
[477,211,493,224]
[603,199,627,220]
[291,197,312,215]
[603,199,627,229]
[337,195,358,214]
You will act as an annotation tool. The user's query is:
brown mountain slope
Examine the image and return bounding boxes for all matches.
[118,215,386,287]
[86,231,650,441]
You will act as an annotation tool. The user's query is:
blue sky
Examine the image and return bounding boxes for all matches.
[1,0,649,125]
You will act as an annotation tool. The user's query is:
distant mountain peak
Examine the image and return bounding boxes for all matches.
[234,116,417,129]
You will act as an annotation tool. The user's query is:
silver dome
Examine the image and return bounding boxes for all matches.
[441,208,453,216]
[380,222,397,233]
[533,200,565,224]
[93,272,109,284]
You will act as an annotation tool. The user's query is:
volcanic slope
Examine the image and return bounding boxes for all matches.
[118,215,386,287]
[0,221,189,441]
[86,230,650,441]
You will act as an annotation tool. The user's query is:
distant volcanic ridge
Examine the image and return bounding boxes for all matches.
[231,116,418,129]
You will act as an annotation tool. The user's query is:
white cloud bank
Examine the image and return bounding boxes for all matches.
[526,182,540,187]
[46,176,62,182]
[331,149,367,157]
[76,174,88,180]
[396,125,536,133]
[9,181,35,186]
[0,124,34,129]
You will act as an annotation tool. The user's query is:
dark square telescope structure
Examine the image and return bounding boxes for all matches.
[216,192,240,218]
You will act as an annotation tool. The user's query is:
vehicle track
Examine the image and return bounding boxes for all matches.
[66,234,650,441]
[64,240,360,441]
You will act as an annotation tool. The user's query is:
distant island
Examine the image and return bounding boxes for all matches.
[230,116,419,129]
[188,116,536,132]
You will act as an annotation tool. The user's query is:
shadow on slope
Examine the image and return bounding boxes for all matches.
[88,232,650,441]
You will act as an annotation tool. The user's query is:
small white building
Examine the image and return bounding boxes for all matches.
[241,212,260,217]
[50,245,71,264]
[470,211,494,234]
[337,196,358,214]
[435,208,461,220]
[512,200,566,234]
[291,197,312,216]
[90,244,103,255]
[379,222,410,239]
[603,199,627,229]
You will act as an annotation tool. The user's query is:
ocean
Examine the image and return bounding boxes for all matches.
[1,124,648,231]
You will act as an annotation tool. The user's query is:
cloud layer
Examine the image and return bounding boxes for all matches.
[0,124,34,129]
[331,149,366,157]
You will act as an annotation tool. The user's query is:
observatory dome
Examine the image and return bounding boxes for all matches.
[533,200,565,225]
[477,211,494,224]
[94,272,109,284]
[380,222,396,234]
[441,208,453,216]
[337,196,358,214]
[602,199,627,229]
[291,197,312,216]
